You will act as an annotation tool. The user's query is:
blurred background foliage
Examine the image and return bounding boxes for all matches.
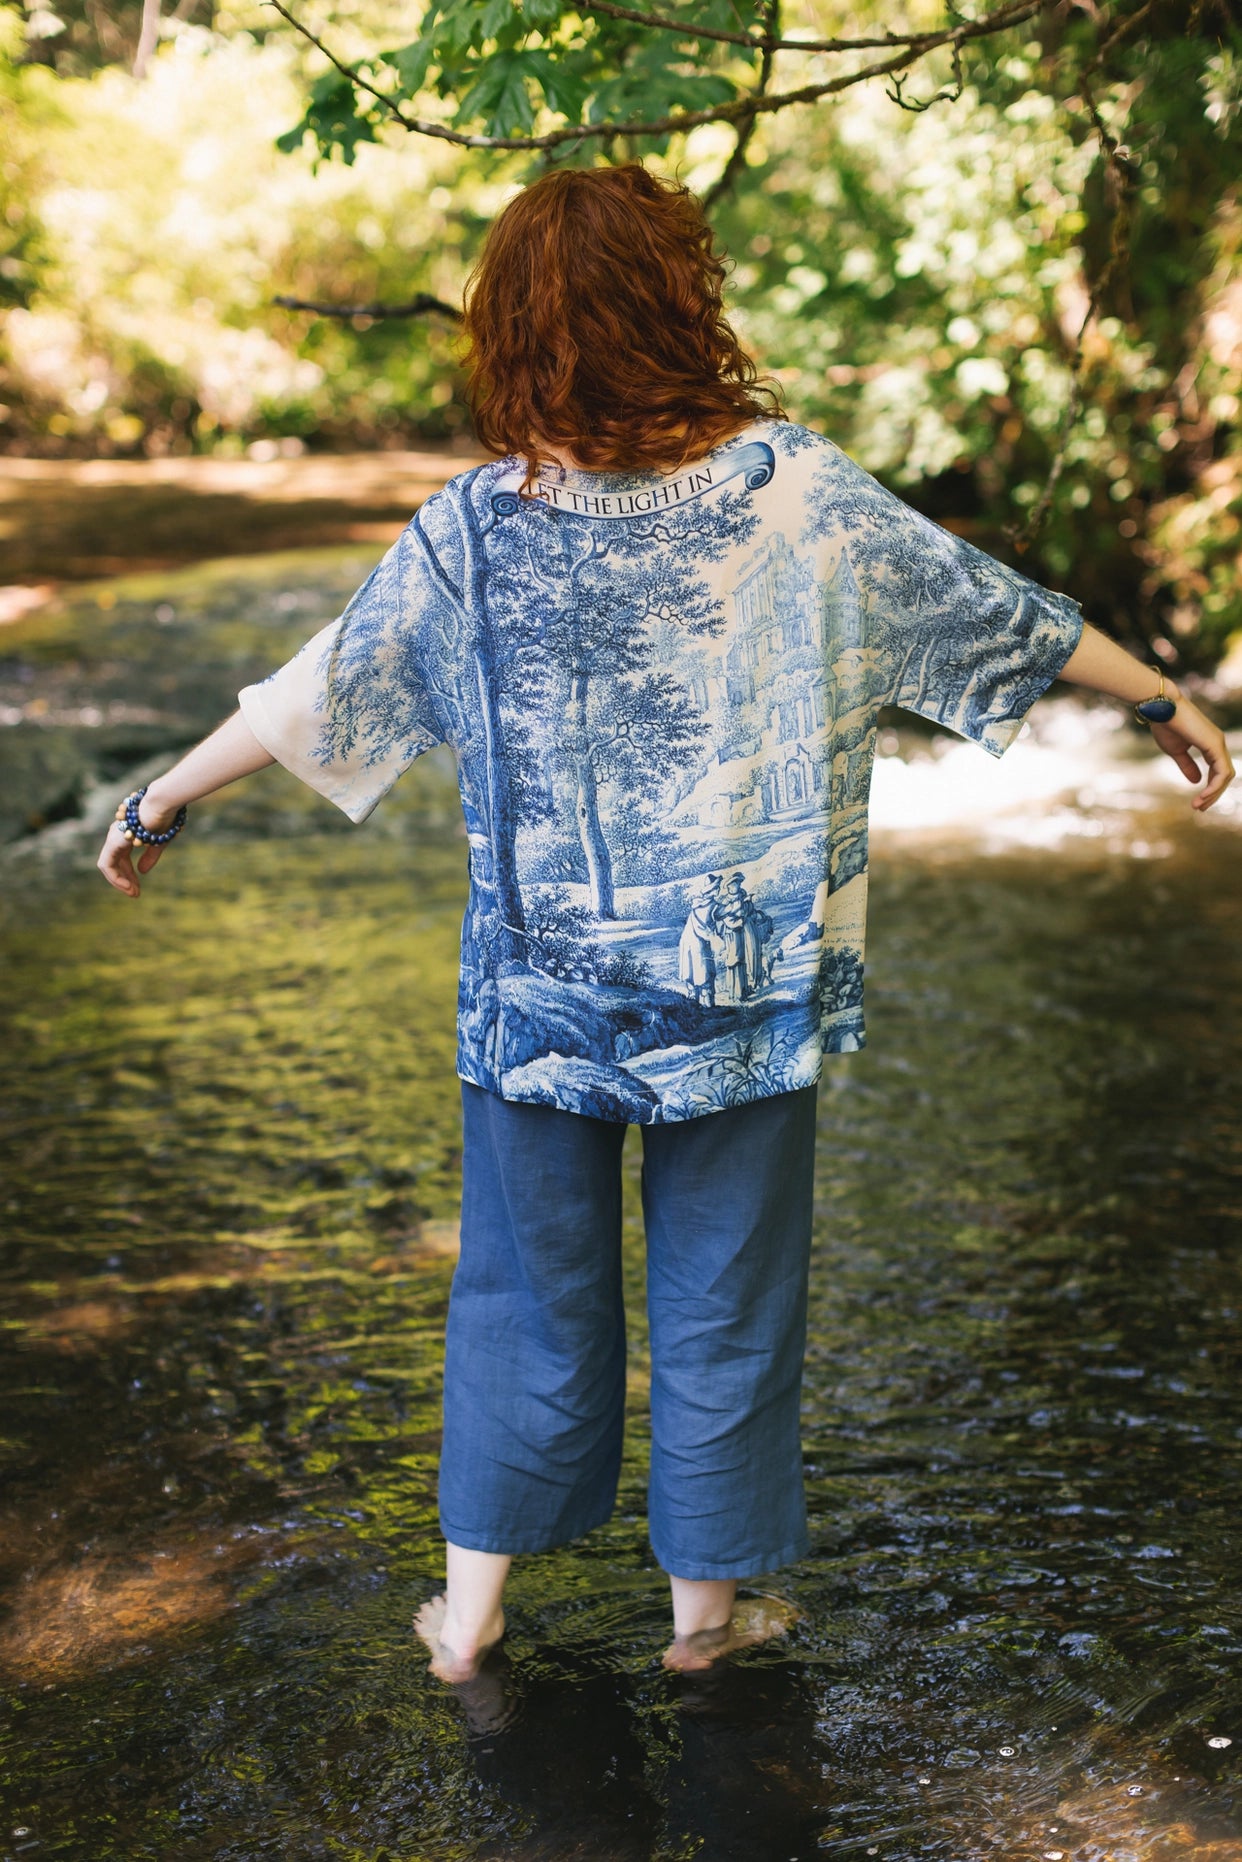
[2,0,1241,663]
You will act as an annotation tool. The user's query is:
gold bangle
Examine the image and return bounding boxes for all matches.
[1134,669,1177,725]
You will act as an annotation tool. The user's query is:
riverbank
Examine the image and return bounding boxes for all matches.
[0,447,484,594]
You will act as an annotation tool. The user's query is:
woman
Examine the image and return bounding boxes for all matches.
[98,163,1234,1681]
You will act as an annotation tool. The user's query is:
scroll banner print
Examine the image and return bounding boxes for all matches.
[490,440,776,522]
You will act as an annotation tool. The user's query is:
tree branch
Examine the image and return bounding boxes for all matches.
[701,96,762,211]
[702,0,778,209]
[267,0,430,134]
[1092,0,1157,69]
[268,0,1045,154]
[273,291,463,320]
[578,0,1040,59]
[573,0,762,51]
[886,24,965,113]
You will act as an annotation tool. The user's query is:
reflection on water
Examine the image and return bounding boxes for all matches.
[871,699,1242,849]
[1,554,1240,1860]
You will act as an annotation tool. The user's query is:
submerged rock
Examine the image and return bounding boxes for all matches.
[2,725,90,842]
[0,548,459,847]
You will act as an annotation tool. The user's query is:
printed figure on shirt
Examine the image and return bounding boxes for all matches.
[678,873,723,1008]
[714,873,774,1003]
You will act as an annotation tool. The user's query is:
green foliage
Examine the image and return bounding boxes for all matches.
[276,67,382,165]
[697,15,1242,663]
[0,16,494,451]
[0,16,58,316]
[4,0,1241,666]
[262,0,1242,661]
[277,0,761,159]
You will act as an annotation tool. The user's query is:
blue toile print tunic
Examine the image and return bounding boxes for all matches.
[238,421,1084,1123]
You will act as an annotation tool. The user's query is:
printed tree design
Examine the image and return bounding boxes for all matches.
[606,791,677,888]
[487,487,761,919]
[322,461,771,987]
[400,476,532,965]
[802,447,1078,740]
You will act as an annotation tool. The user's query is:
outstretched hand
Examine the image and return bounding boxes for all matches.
[97,801,176,898]
[1148,695,1235,811]
[95,711,277,899]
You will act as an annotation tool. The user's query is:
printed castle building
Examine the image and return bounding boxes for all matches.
[677,535,874,831]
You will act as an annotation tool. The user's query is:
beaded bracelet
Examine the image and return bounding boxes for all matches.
[114,785,188,847]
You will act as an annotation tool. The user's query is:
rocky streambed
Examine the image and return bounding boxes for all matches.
[2,544,1241,1862]
[0,549,466,851]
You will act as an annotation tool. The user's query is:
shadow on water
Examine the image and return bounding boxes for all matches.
[1,554,1240,1860]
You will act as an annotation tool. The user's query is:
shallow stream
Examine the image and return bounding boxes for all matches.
[1,553,1240,1861]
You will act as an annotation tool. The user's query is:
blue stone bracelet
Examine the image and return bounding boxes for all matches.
[1134,670,1177,726]
[114,785,188,847]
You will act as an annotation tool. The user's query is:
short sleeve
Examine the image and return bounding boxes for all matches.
[818,450,1084,757]
[238,523,448,823]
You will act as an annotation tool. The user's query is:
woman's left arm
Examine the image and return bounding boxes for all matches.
[97,709,276,899]
[1057,621,1235,812]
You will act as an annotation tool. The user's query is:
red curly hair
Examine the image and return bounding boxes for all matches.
[461,163,783,481]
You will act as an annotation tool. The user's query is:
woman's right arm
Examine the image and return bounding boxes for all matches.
[97,709,275,899]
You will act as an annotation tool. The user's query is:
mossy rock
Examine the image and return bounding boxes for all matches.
[1,726,88,841]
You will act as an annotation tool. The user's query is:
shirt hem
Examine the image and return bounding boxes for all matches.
[456,1023,863,1126]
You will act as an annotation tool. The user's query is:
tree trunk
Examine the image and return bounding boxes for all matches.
[457,493,527,966]
[474,649,527,962]
[576,758,616,920]
[132,0,161,76]
[570,674,615,919]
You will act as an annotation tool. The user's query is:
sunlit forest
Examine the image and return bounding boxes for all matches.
[4,0,1241,663]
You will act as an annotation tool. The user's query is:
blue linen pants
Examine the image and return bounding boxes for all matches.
[439,1081,818,1581]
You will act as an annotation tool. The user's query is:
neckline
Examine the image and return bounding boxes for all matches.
[515,420,773,493]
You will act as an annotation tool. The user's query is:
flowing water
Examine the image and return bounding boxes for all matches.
[1,554,1241,1861]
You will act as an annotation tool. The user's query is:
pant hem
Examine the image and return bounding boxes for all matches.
[439,1501,616,1557]
[650,1534,809,1582]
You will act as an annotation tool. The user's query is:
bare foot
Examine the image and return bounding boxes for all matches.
[414,1591,506,1683]
[661,1595,798,1673]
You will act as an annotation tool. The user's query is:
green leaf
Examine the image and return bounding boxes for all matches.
[384,37,438,94]
[427,0,499,55]
[277,67,380,165]
[308,66,357,108]
[478,0,515,40]
[587,64,737,126]
[521,47,588,122]
[457,49,541,134]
